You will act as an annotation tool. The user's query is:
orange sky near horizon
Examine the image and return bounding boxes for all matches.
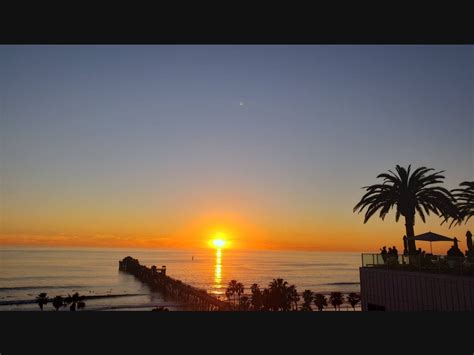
[1,209,472,254]
[1,165,472,254]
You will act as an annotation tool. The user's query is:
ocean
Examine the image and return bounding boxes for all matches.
[0,247,362,311]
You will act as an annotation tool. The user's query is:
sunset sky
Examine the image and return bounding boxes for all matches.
[1,45,473,253]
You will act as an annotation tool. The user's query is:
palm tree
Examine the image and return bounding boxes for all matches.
[235,282,244,305]
[269,278,288,296]
[35,293,49,311]
[301,290,313,311]
[225,289,233,304]
[268,278,292,311]
[226,280,244,305]
[52,296,64,311]
[329,292,344,311]
[287,285,300,311]
[152,306,169,311]
[65,292,86,311]
[239,296,251,311]
[261,288,273,311]
[250,283,263,311]
[353,165,458,254]
[314,294,327,311]
[451,181,474,224]
[346,292,361,311]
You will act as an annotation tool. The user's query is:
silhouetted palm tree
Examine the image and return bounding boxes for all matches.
[250,283,263,311]
[36,293,49,311]
[261,288,272,311]
[269,278,288,293]
[346,292,361,311]
[235,282,244,304]
[329,292,344,311]
[313,293,327,311]
[65,292,86,311]
[225,289,233,304]
[52,296,64,311]
[301,290,313,311]
[152,306,169,311]
[353,165,458,254]
[451,181,474,225]
[287,285,300,311]
[268,278,292,311]
[226,280,244,305]
[239,296,251,311]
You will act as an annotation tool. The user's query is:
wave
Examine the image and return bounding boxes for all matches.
[0,275,104,281]
[0,285,87,291]
[0,293,149,306]
[91,303,186,311]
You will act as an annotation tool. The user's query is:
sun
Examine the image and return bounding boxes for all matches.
[213,239,226,248]
[209,232,229,249]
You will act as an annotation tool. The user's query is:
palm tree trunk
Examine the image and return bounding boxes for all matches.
[404,214,417,254]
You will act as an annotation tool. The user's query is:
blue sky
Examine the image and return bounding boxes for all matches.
[1,45,473,250]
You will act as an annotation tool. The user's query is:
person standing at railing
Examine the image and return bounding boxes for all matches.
[466,231,473,257]
[380,246,387,263]
[402,235,408,256]
[392,246,399,265]
[447,238,464,258]
[392,246,399,257]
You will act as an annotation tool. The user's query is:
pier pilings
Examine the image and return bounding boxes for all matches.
[119,256,232,311]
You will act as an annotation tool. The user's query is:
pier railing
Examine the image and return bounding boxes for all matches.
[361,253,474,276]
[119,256,233,311]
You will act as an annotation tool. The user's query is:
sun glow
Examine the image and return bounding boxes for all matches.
[209,231,229,249]
[212,239,226,248]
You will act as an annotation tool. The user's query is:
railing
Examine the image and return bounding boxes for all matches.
[361,253,474,276]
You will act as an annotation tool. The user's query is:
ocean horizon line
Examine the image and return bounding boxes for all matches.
[0,244,367,254]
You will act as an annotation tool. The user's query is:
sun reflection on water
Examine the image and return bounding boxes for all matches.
[214,248,222,291]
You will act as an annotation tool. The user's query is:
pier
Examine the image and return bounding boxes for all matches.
[118,256,233,311]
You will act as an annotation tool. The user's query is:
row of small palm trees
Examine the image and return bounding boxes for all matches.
[225,279,360,311]
[353,165,474,254]
[35,292,86,311]
[301,290,360,311]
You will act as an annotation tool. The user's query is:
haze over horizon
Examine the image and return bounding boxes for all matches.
[1,45,473,252]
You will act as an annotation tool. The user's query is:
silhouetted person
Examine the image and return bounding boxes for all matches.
[380,246,387,262]
[402,235,408,255]
[466,231,473,253]
[447,240,463,258]
[392,246,398,257]
[454,237,459,249]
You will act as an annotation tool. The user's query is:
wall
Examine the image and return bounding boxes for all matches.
[360,267,474,311]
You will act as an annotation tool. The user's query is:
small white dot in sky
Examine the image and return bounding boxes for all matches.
[239,101,244,106]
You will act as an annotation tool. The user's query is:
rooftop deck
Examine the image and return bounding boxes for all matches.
[361,253,474,277]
